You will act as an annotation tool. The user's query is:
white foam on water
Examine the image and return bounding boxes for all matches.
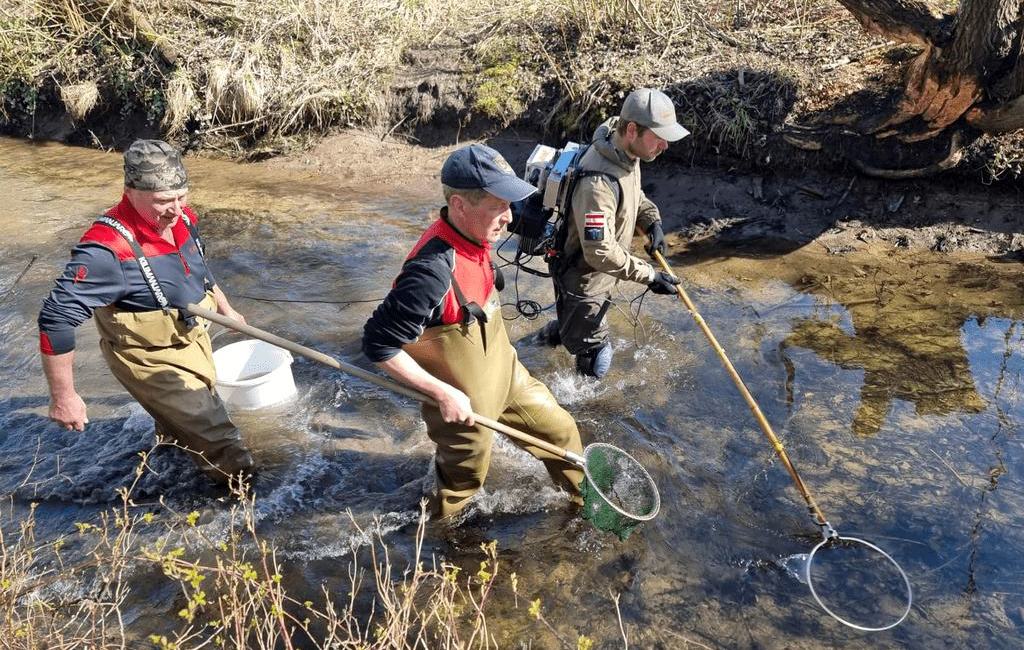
[631,342,670,364]
[777,553,810,584]
[252,452,332,522]
[546,370,607,405]
[490,435,552,475]
[282,509,421,561]
[467,484,566,517]
[185,452,332,549]
[119,402,154,434]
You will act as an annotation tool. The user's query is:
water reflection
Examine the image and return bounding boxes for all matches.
[785,314,985,436]
[781,260,1021,437]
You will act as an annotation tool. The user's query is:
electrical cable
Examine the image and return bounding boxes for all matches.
[236,294,385,306]
[626,286,652,347]
[494,232,551,321]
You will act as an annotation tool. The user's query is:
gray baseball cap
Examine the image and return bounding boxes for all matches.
[123,139,188,191]
[620,88,690,142]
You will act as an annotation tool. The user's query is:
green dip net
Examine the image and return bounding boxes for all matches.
[579,443,660,540]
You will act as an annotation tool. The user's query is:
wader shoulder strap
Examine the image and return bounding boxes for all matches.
[94,216,172,314]
[491,262,505,292]
[448,267,488,326]
[567,144,624,220]
[181,216,218,291]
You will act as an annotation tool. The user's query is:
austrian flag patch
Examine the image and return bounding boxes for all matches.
[584,212,605,241]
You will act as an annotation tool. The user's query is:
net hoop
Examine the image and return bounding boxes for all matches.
[805,534,913,632]
[582,443,661,522]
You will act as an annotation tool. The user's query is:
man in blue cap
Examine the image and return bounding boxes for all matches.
[538,88,688,378]
[363,144,584,518]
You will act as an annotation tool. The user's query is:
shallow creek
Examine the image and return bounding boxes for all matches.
[1,137,1022,648]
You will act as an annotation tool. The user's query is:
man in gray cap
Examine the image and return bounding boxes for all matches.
[538,88,689,378]
[38,139,254,483]
[363,143,584,518]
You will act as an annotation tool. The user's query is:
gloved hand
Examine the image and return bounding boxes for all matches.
[648,271,681,295]
[645,222,666,258]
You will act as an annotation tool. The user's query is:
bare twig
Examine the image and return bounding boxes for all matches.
[610,589,629,649]
[832,176,856,210]
[929,448,979,490]
[0,255,37,302]
[663,627,716,649]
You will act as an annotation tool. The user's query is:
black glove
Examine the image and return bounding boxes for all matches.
[645,222,666,258]
[648,271,681,295]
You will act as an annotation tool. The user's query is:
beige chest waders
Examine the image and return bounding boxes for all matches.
[95,295,251,480]
[405,290,584,517]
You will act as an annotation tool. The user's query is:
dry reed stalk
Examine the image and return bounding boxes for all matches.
[59,79,98,120]
[204,58,233,120]
[163,68,195,135]
[2,443,586,649]
[2,0,882,167]
[231,56,265,120]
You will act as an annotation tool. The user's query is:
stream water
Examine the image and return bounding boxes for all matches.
[1,137,1022,648]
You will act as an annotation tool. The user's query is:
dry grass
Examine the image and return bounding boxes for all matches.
[59,80,98,121]
[0,1,885,158]
[0,444,614,648]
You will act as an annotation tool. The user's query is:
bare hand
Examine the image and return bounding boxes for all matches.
[219,306,247,325]
[435,384,474,426]
[49,392,89,432]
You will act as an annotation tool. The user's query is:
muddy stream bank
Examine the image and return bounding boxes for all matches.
[1,135,1023,647]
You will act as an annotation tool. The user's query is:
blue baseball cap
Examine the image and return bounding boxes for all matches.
[441,144,537,202]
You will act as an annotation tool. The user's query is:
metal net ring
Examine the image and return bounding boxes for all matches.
[805,534,913,632]
[582,442,661,521]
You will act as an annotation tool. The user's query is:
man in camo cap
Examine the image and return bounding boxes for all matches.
[38,139,255,483]
[123,139,189,191]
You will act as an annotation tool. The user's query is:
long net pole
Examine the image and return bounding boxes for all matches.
[651,251,828,528]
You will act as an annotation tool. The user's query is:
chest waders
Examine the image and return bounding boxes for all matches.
[405,274,584,517]
[92,217,252,482]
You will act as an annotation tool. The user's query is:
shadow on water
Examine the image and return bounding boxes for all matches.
[2,137,1024,647]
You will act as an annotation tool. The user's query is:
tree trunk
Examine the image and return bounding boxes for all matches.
[835,0,950,47]
[791,1,1024,176]
[842,0,1022,137]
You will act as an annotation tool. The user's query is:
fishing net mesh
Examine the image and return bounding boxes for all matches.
[580,443,660,541]
[806,535,913,631]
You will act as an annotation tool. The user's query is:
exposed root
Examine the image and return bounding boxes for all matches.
[966,95,1024,134]
[852,131,963,179]
[862,46,980,137]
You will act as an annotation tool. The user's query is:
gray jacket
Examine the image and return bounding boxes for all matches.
[559,117,661,296]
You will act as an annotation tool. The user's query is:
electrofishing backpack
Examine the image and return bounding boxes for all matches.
[508,142,620,275]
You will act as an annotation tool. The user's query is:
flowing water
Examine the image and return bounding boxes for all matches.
[2,137,1023,647]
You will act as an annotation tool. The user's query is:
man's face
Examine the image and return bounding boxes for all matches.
[126,187,189,231]
[451,193,513,244]
[624,124,669,162]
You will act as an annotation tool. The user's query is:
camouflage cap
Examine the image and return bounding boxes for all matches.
[123,139,188,191]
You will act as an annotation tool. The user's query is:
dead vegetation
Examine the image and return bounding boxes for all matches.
[0,444,618,648]
[1,1,1020,176]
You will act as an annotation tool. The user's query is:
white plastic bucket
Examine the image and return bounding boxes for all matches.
[213,339,297,410]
